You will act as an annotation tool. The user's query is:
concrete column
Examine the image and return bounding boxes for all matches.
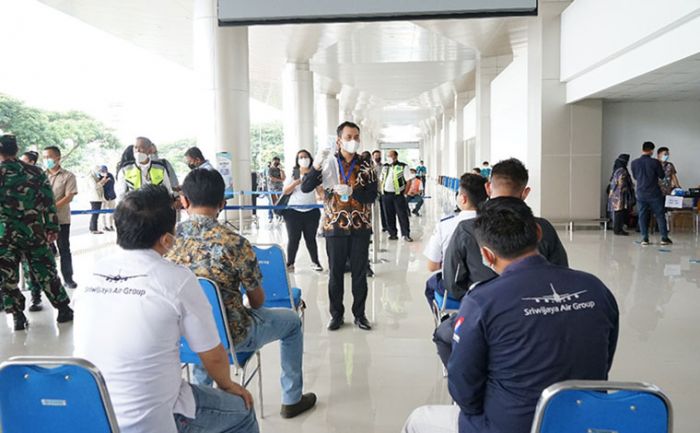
[526,0,602,219]
[317,93,339,152]
[442,109,453,176]
[194,0,251,192]
[434,115,444,176]
[453,92,471,176]
[283,62,314,169]
[476,55,511,167]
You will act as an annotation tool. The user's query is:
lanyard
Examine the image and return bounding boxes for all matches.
[337,157,356,185]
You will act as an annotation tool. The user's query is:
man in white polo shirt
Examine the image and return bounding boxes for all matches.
[73,185,258,433]
[423,173,488,309]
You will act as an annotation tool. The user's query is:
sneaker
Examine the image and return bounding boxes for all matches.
[660,237,673,246]
[311,262,324,272]
[64,280,78,289]
[56,306,74,323]
[13,312,28,331]
[641,238,650,246]
[280,393,317,419]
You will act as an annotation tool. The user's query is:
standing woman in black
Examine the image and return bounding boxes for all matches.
[282,149,324,272]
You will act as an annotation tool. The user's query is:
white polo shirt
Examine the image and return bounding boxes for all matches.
[423,210,477,266]
[73,249,219,433]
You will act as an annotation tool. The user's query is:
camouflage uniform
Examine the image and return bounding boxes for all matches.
[0,159,70,313]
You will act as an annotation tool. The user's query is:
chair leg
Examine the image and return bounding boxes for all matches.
[256,352,264,418]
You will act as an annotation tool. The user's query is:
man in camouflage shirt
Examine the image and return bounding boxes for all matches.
[0,134,73,331]
[167,168,316,419]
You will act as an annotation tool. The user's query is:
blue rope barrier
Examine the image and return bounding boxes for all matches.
[71,203,323,215]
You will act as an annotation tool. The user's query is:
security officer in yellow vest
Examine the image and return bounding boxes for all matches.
[380,150,414,242]
[115,137,173,198]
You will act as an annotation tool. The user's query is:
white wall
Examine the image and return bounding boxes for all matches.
[490,54,528,165]
[602,100,700,206]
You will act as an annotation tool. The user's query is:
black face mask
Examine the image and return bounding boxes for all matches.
[188,163,197,170]
[374,158,381,164]
[273,162,280,167]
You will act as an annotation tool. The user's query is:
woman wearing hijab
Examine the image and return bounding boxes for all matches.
[608,153,635,236]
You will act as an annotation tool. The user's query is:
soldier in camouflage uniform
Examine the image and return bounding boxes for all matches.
[0,134,74,331]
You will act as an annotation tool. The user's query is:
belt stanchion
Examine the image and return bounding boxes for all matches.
[238,191,244,231]
[372,201,379,264]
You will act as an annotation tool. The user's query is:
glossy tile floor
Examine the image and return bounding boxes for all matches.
[2,200,699,432]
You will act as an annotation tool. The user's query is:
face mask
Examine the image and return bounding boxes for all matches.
[389,157,396,164]
[44,158,56,170]
[298,158,311,168]
[188,162,197,170]
[342,140,359,154]
[152,152,159,160]
[374,158,381,164]
[134,151,149,164]
[662,154,670,162]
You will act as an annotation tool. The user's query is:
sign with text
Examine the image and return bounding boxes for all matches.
[219,0,537,25]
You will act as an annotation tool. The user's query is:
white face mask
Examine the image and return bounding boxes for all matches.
[298,158,311,168]
[342,140,359,154]
[133,151,149,164]
[388,156,396,164]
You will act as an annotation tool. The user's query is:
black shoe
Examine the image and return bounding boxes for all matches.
[13,312,28,331]
[90,230,103,235]
[660,237,673,246]
[280,393,317,419]
[56,306,74,323]
[641,238,650,246]
[354,316,372,330]
[65,280,78,289]
[388,235,398,240]
[327,316,344,331]
[614,230,629,236]
[403,236,413,242]
[28,300,43,312]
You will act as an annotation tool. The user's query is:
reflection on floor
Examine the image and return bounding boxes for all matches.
[2,202,699,432]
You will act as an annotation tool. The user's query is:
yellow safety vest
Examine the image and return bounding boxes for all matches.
[124,164,166,191]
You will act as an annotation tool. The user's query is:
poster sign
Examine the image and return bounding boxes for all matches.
[216,151,234,195]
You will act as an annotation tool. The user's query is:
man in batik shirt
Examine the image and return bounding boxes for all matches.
[167,168,316,419]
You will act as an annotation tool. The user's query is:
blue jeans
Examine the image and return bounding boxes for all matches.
[424,272,445,308]
[408,195,424,214]
[174,384,258,433]
[194,307,304,405]
[637,196,668,239]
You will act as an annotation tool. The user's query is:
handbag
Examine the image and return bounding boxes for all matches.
[274,193,291,216]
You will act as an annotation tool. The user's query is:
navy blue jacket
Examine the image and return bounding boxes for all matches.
[631,154,664,200]
[447,255,619,433]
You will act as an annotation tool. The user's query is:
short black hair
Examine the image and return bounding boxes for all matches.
[44,145,61,157]
[115,185,176,250]
[657,146,669,155]
[642,141,655,152]
[459,173,488,208]
[182,168,226,208]
[22,151,39,164]
[372,149,381,155]
[482,161,489,165]
[272,156,281,162]
[0,135,18,157]
[473,197,538,259]
[491,158,529,191]
[185,146,205,161]
[336,121,361,137]
[472,167,481,174]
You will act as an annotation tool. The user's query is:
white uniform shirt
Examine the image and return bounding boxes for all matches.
[285,177,318,212]
[73,249,220,433]
[423,210,477,266]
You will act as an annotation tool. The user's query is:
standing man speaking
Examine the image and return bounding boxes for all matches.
[302,122,378,331]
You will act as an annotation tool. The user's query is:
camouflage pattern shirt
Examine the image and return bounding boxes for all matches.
[166,214,262,345]
[0,160,59,244]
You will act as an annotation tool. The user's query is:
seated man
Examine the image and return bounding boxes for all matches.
[403,197,619,433]
[422,173,487,308]
[73,185,258,433]
[167,168,316,418]
[435,158,569,366]
[406,168,424,216]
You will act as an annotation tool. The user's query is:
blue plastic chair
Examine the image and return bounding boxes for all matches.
[531,380,672,433]
[0,356,119,433]
[252,244,304,314]
[179,278,264,418]
[431,289,461,326]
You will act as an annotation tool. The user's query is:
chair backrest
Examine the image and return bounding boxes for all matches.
[0,356,120,433]
[253,244,295,309]
[531,380,672,433]
[179,278,237,366]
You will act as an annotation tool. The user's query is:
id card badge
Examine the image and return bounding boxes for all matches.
[340,194,350,202]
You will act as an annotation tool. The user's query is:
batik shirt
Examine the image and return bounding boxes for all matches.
[166,214,262,345]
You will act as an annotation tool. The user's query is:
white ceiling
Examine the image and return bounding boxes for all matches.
[38,0,524,138]
[591,52,700,102]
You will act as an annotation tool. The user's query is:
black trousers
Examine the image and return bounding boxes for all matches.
[613,209,628,233]
[89,201,102,231]
[56,224,73,282]
[433,314,456,368]
[382,194,410,237]
[283,209,321,265]
[326,232,371,319]
[379,199,388,231]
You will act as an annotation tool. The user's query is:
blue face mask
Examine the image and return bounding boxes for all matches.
[44,158,56,170]
[662,154,670,162]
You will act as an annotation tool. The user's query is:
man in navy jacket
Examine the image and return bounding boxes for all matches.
[630,141,672,246]
[402,197,619,433]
